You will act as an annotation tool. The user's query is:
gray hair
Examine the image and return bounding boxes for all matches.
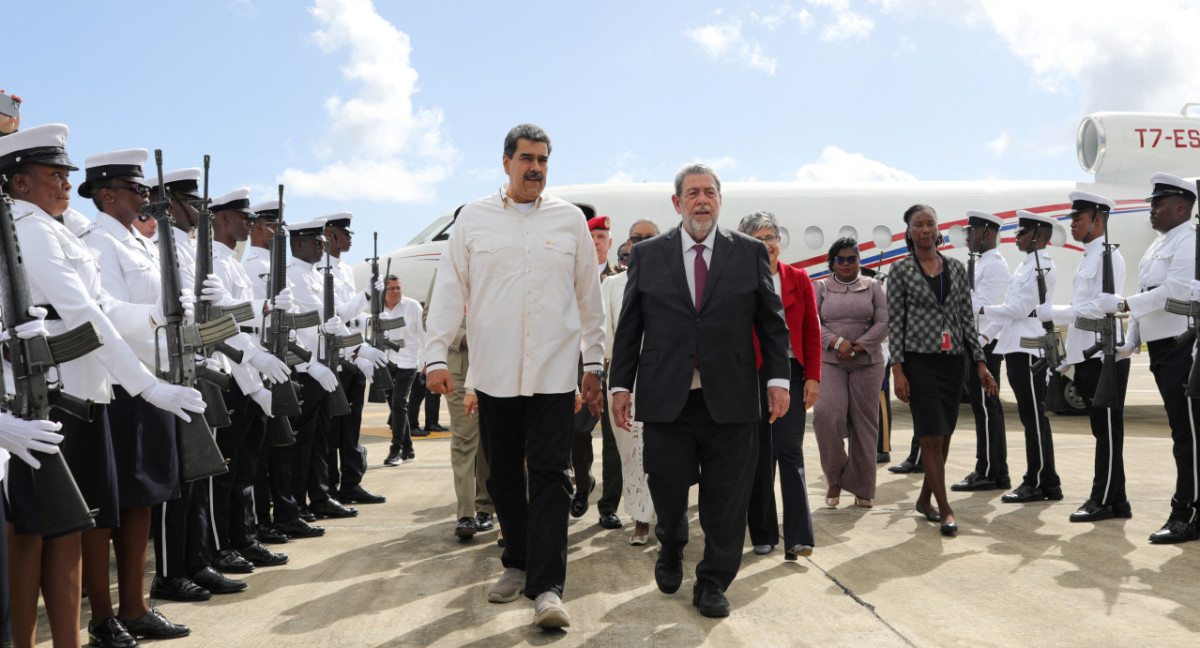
[738,210,779,237]
[504,123,552,158]
[628,217,660,235]
[674,163,721,196]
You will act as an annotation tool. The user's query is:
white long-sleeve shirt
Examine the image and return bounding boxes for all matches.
[211,241,268,395]
[1125,220,1195,344]
[382,295,424,369]
[983,249,1056,356]
[286,257,328,374]
[423,186,605,398]
[601,271,629,362]
[971,249,1009,344]
[1044,237,1127,365]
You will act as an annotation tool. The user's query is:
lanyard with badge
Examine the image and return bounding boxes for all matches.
[935,254,953,352]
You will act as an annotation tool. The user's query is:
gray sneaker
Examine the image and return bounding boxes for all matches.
[532,591,570,628]
[487,567,525,603]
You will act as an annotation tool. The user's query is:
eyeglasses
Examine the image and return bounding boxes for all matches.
[754,235,781,245]
[835,255,859,265]
[112,182,150,197]
[629,234,655,242]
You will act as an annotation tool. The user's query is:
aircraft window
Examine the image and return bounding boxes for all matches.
[1051,224,1067,248]
[947,225,967,246]
[432,221,454,242]
[838,226,858,241]
[777,226,790,250]
[804,226,824,250]
[872,226,892,253]
[406,214,453,245]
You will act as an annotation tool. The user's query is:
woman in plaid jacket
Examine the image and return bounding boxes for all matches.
[888,204,999,535]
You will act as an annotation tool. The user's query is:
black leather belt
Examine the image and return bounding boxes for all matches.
[34,304,61,320]
[240,326,260,334]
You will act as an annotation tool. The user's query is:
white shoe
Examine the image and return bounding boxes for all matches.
[532,591,570,628]
[487,567,525,603]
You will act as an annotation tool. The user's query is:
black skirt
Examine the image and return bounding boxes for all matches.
[109,386,180,508]
[903,353,968,437]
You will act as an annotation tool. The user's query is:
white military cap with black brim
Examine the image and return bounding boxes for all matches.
[1015,209,1056,230]
[250,199,286,221]
[966,210,1003,230]
[1067,190,1116,215]
[321,211,354,234]
[77,148,148,199]
[1146,172,1197,201]
[0,123,78,175]
[286,217,328,242]
[148,168,202,199]
[209,187,254,215]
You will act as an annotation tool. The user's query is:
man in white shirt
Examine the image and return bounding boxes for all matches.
[424,124,605,628]
[382,275,425,467]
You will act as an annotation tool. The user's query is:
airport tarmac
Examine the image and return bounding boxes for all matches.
[38,357,1199,647]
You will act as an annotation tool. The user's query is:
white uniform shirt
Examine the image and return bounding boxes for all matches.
[424,187,605,398]
[11,200,157,401]
[242,246,271,301]
[1045,237,1127,365]
[330,255,369,333]
[171,226,197,291]
[286,257,326,372]
[212,241,268,395]
[983,249,1056,356]
[971,249,1009,345]
[382,295,424,369]
[1125,220,1195,344]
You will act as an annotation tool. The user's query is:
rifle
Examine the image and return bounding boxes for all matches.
[965,224,978,292]
[1077,206,1124,407]
[0,179,102,539]
[146,150,232,481]
[1164,178,1200,398]
[1019,235,1068,413]
[320,250,361,417]
[366,233,404,403]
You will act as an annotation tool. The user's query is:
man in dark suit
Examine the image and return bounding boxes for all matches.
[609,163,792,618]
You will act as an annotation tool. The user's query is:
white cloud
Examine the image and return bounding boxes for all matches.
[698,156,740,173]
[279,0,453,202]
[820,10,874,41]
[685,19,778,74]
[988,132,1011,156]
[892,34,916,57]
[605,171,635,184]
[752,4,815,31]
[794,146,917,182]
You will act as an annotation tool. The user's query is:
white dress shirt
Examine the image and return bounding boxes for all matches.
[971,249,1010,344]
[983,249,1056,356]
[242,246,271,301]
[1044,237,1127,365]
[1125,220,1195,344]
[286,257,327,373]
[601,272,629,362]
[212,241,269,395]
[423,186,605,398]
[383,295,425,369]
[171,225,197,290]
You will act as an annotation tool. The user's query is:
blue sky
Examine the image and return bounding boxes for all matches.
[6,0,1197,255]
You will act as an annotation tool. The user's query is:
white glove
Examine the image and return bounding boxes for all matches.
[1096,292,1121,315]
[305,362,339,392]
[248,387,273,417]
[201,273,230,304]
[271,287,294,313]
[324,316,350,336]
[1035,303,1055,323]
[249,351,291,384]
[151,290,197,325]
[1116,337,1140,358]
[0,412,64,469]
[356,343,387,368]
[140,382,207,423]
[1191,279,1200,302]
[15,306,49,339]
[354,356,374,379]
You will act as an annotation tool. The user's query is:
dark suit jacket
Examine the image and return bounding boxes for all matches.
[609,225,791,425]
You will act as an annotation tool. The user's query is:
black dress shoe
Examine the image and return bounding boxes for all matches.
[570,477,595,518]
[277,518,326,538]
[951,471,1006,492]
[401,451,416,461]
[119,610,189,640]
[299,507,317,523]
[1149,519,1200,544]
[150,575,211,602]
[384,448,403,466]
[411,427,431,438]
[426,423,448,432]
[236,542,289,567]
[654,546,684,594]
[1069,499,1128,522]
[876,452,891,464]
[599,512,623,529]
[339,485,386,504]
[310,498,359,519]
[692,584,731,618]
[455,517,477,539]
[915,502,940,523]
[191,566,247,594]
[88,616,138,648]
[1001,483,1063,503]
[212,549,255,574]
[888,460,923,474]
[474,511,495,531]
[940,521,959,536]
[256,523,289,545]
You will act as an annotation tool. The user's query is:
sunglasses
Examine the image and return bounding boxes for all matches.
[835,255,858,264]
[629,234,655,242]
[112,182,150,197]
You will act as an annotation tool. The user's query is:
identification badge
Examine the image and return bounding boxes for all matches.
[940,328,952,351]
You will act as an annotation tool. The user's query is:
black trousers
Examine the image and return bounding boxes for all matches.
[570,374,622,515]
[477,390,575,600]
[1147,338,1200,523]
[644,389,757,594]
[328,369,367,492]
[152,479,209,577]
[877,366,892,454]
[967,341,1008,480]
[238,410,267,544]
[1072,357,1131,505]
[0,493,10,647]
[273,373,329,523]
[748,363,814,548]
[212,385,263,550]
[1005,352,1060,490]
[388,366,418,453]
[407,374,442,428]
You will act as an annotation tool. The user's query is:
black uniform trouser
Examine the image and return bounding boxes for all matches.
[645,389,758,594]
[388,366,418,453]
[477,390,575,600]
[212,385,262,550]
[1005,352,1060,490]
[967,341,1008,480]
[0,494,10,647]
[569,374,622,515]
[1148,338,1200,523]
[328,369,367,492]
[407,374,442,429]
[273,373,328,523]
[153,478,209,577]
[238,410,267,544]
[1072,357,1131,506]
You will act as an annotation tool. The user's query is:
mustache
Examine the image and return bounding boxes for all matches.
[524,172,544,182]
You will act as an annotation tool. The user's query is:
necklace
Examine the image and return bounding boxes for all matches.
[834,274,859,285]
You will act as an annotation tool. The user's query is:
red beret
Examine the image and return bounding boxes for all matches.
[588,215,611,232]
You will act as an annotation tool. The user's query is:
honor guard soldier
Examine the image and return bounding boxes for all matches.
[1102,172,1200,544]
[953,210,1011,492]
[979,210,1062,503]
[243,199,280,301]
[1037,191,1131,522]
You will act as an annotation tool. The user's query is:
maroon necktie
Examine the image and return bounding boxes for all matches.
[693,243,707,309]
